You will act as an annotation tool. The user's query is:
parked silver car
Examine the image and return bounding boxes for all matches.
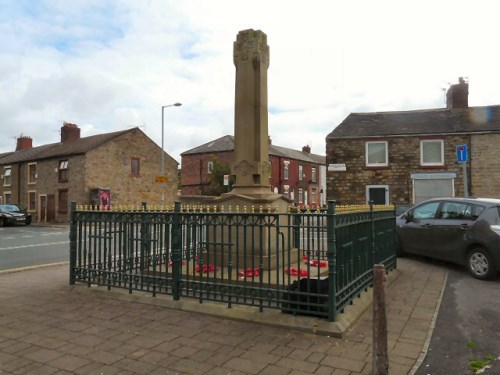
[396,197,500,280]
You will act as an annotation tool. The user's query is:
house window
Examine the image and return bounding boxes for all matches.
[283,185,289,198]
[28,163,37,184]
[366,185,389,205]
[311,188,317,205]
[3,192,11,204]
[366,141,388,167]
[298,188,304,204]
[3,167,12,186]
[421,140,444,166]
[299,165,303,181]
[284,161,290,180]
[28,191,36,211]
[312,167,317,183]
[207,161,213,174]
[130,158,140,176]
[59,160,69,182]
[58,189,68,214]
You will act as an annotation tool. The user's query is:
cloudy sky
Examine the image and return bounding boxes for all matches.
[1,0,499,163]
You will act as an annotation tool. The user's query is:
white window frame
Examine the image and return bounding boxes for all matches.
[283,185,289,197]
[207,161,213,174]
[420,139,444,166]
[365,141,388,167]
[28,162,37,184]
[311,167,317,182]
[366,185,389,205]
[3,191,12,204]
[28,190,36,211]
[284,161,290,180]
[3,167,12,187]
[298,188,303,204]
[311,188,317,205]
[298,165,303,181]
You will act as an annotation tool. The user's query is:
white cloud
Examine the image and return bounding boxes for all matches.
[1,0,500,162]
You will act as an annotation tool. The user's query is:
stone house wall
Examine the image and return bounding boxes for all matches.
[326,135,471,205]
[86,129,178,206]
[0,128,178,223]
[471,133,500,198]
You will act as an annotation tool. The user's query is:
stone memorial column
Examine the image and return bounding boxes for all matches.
[231,29,272,197]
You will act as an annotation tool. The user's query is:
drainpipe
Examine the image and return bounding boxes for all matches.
[17,163,21,205]
[278,156,282,193]
[467,134,472,196]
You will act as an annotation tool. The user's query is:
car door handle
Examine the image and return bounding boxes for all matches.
[460,224,470,229]
[421,224,431,228]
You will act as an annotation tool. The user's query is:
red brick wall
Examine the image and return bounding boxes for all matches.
[182,152,321,207]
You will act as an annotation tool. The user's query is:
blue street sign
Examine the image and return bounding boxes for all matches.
[457,144,468,163]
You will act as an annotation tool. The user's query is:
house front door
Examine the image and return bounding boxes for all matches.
[47,194,56,222]
[39,195,47,223]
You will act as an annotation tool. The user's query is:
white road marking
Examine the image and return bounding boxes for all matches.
[0,241,69,251]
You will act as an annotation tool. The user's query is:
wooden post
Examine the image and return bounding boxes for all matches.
[372,264,388,375]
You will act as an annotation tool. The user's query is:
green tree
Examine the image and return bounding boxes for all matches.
[205,155,233,196]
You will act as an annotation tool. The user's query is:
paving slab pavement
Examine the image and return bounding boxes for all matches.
[0,258,447,374]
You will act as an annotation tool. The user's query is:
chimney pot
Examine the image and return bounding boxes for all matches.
[302,145,311,154]
[16,136,33,151]
[446,77,469,109]
[61,122,81,142]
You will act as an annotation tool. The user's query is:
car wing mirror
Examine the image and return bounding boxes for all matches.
[404,212,413,222]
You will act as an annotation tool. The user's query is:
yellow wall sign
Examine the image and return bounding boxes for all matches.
[155,176,168,183]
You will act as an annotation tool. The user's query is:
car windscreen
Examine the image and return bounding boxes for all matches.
[0,205,21,213]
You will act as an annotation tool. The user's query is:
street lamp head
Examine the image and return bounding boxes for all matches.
[163,103,182,109]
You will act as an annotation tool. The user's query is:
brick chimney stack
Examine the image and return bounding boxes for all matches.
[16,136,33,150]
[302,145,311,154]
[446,77,469,109]
[61,122,81,142]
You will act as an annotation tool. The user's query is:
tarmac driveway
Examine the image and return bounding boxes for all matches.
[414,259,500,375]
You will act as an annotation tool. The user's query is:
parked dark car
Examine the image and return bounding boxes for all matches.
[396,197,500,280]
[0,204,32,227]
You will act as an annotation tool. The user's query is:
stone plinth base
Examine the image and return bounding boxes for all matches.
[205,192,294,271]
[214,191,292,212]
[202,247,299,272]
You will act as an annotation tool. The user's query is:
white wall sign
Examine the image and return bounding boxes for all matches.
[328,163,347,172]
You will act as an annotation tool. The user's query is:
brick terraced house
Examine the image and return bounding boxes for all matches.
[326,78,500,206]
[0,123,178,223]
[181,135,326,208]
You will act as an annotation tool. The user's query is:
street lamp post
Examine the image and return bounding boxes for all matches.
[161,102,182,204]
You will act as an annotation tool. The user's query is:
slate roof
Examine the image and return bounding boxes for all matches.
[0,128,136,164]
[181,135,326,165]
[327,105,500,139]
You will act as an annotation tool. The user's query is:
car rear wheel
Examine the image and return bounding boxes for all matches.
[467,248,496,280]
[0,218,4,227]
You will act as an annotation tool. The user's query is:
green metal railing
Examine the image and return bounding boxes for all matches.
[69,200,396,321]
